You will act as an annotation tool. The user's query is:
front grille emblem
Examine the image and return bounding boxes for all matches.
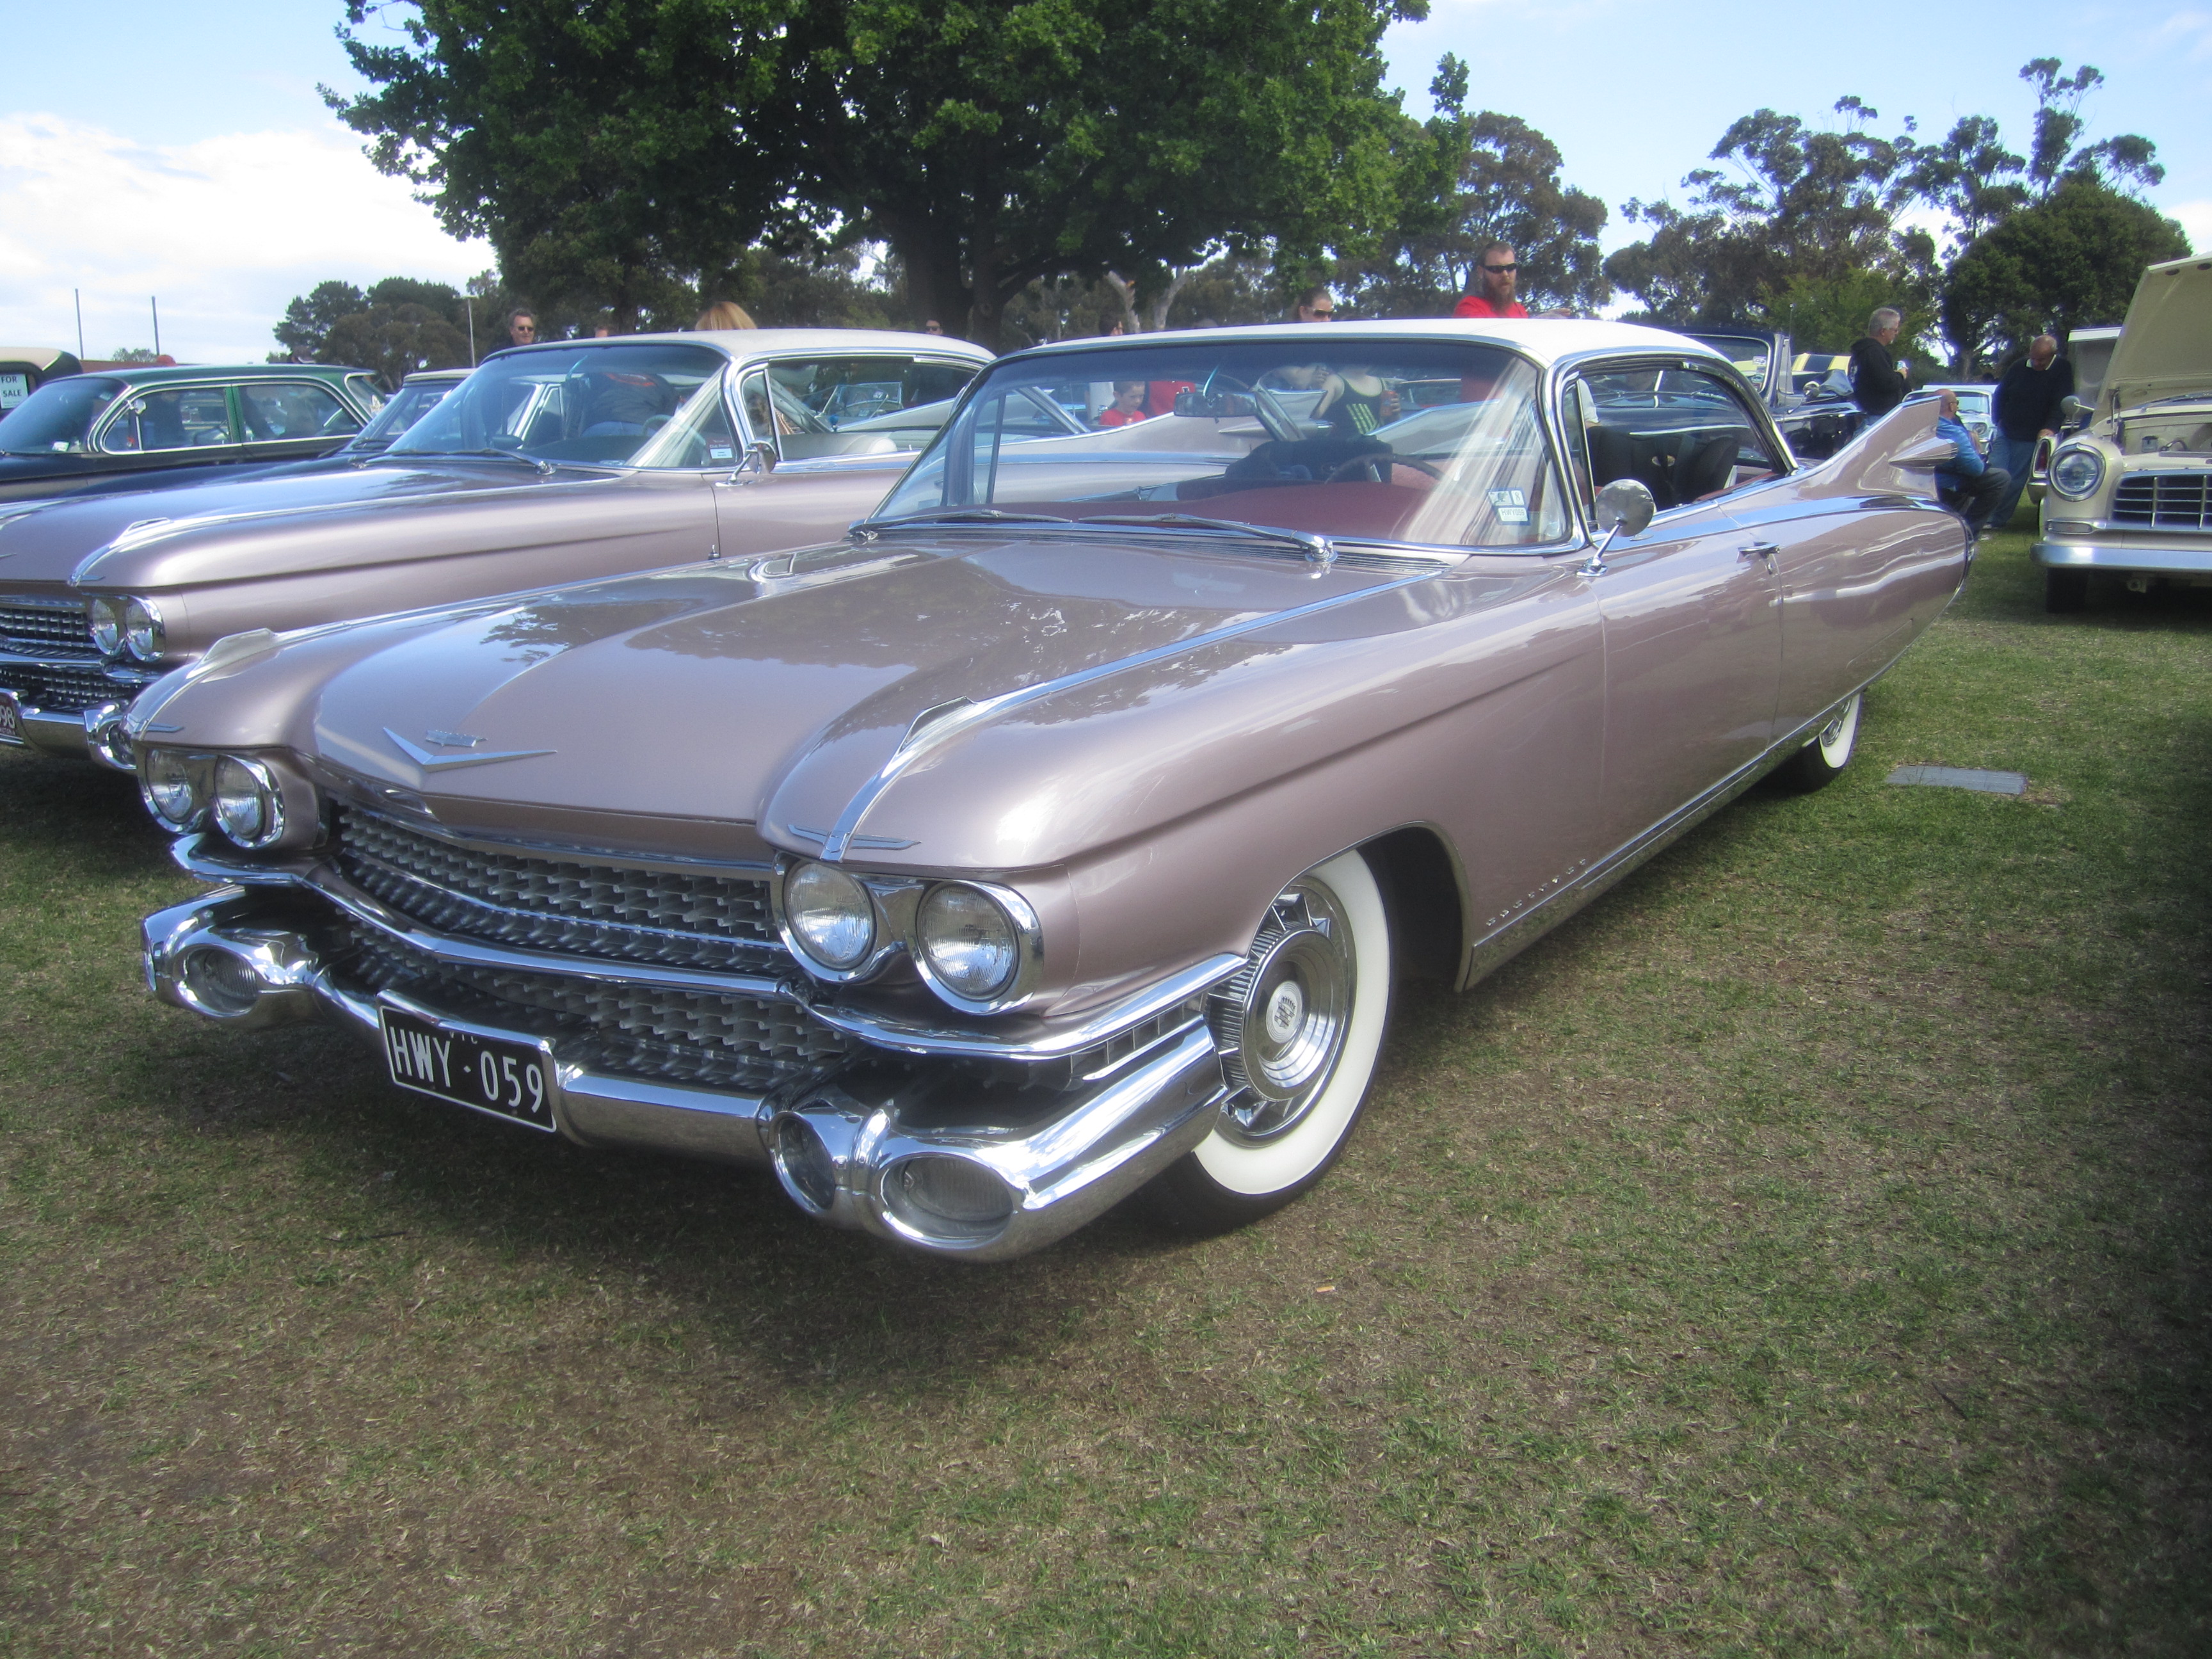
[384,727,554,772]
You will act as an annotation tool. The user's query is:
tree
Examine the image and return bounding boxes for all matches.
[2019,59,2163,198]
[1604,98,1925,326]
[323,303,473,384]
[1943,180,2190,370]
[1343,68,1608,317]
[272,280,369,361]
[333,1,796,332]
[333,0,1431,349]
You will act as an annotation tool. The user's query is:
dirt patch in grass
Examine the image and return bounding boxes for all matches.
[2,533,2208,1656]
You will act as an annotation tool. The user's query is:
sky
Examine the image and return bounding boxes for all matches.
[0,0,2206,364]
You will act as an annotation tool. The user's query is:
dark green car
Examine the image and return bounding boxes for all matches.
[0,363,384,505]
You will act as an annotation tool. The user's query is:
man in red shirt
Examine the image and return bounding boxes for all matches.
[1454,243,1528,319]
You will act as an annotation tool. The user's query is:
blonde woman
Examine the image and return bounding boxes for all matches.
[694,301,757,331]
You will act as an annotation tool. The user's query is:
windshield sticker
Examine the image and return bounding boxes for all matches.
[1489,487,1528,524]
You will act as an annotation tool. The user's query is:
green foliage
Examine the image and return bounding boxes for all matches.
[272,279,369,361]
[1343,94,1609,317]
[271,276,481,382]
[1760,270,1931,357]
[1604,97,1928,325]
[104,347,162,365]
[1942,180,2191,371]
[333,0,1429,348]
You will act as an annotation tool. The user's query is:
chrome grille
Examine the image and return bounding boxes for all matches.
[0,597,98,659]
[349,931,857,1091]
[0,660,123,714]
[335,806,780,970]
[2113,472,2211,531]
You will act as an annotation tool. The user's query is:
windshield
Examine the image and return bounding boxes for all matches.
[389,344,733,467]
[0,376,126,454]
[347,376,461,452]
[875,341,1568,549]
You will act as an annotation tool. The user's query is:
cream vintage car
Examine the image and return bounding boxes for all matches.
[129,321,1968,1260]
[2037,255,2212,611]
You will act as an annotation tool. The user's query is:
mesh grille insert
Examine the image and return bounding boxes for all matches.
[349,931,857,1091]
[335,806,780,971]
[0,597,97,659]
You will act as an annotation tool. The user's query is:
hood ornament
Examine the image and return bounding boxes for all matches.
[384,728,555,771]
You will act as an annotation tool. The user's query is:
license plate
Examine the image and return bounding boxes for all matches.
[0,695,22,744]
[378,1005,556,1131]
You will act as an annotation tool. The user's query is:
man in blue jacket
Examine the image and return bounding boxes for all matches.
[1936,389,2010,538]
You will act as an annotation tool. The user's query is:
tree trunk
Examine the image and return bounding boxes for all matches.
[1102,271,1142,333]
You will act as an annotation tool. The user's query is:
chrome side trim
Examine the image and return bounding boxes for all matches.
[799,951,1245,1060]
[1457,692,1863,989]
[815,567,1439,861]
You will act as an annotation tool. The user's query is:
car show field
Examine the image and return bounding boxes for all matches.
[1,525,2205,1655]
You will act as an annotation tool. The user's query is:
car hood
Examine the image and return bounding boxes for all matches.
[0,458,621,587]
[146,535,1535,870]
[2103,255,2212,413]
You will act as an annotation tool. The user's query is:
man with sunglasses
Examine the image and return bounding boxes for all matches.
[1453,244,1528,319]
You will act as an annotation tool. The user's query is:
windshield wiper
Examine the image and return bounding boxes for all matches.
[396,446,557,476]
[851,507,1075,536]
[1081,513,1335,568]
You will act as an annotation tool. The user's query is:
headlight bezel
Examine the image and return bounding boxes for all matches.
[211,755,285,849]
[120,596,165,663]
[776,858,883,978]
[2048,445,2106,501]
[87,596,124,658]
[911,879,1045,1015]
[140,746,211,831]
[771,858,1045,1012]
[138,746,323,851]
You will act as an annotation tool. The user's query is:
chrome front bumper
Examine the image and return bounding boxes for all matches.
[0,687,138,767]
[2034,539,2212,575]
[143,886,1230,1261]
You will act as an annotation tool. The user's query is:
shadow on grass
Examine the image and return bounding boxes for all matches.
[0,749,175,880]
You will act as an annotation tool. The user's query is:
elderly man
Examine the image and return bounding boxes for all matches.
[1848,308,1911,419]
[1989,334,2074,531]
[1935,389,2011,539]
[506,308,538,348]
[1454,244,1528,319]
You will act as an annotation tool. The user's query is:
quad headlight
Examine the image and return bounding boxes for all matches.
[774,860,1044,1011]
[211,755,285,848]
[2049,445,2106,501]
[915,883,1021,1001]
[780,860,878,972]
[138,748,317,851]
[87,597,124,657]
[141,747,208,831]
[122,597,165,662]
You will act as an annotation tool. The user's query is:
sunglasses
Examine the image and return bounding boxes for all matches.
[1482,262,1519,275]
[1306,305,1334,317]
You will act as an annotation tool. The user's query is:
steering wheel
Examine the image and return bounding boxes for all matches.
[1325,453,1445,484]
[643,413,670,435]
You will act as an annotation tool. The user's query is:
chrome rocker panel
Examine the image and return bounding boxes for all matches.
[141,886,1231,1262]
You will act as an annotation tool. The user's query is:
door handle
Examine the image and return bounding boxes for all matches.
[1739,541,1779,570]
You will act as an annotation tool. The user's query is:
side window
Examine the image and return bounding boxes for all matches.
[1567,362,1788,512]
[238,381,362,443]
[99,387,236,453]
[741,357,983,461]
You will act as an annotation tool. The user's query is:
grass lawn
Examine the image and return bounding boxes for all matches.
[1,526,2206,1656]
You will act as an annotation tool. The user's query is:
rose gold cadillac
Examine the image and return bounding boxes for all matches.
[131,322,1969,1260]
[0,330,990,763]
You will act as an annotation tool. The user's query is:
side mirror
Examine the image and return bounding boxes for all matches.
[735,438,776,477]
[2059,394,2088,424]
[1593,477,1656,539]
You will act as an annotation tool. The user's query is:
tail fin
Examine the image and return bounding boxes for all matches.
[1804,399,1956,499]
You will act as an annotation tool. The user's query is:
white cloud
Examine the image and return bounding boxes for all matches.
[2168,198,2212,253]
[0,112,492,365]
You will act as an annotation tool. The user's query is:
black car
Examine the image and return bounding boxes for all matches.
[1684,329,1863,461]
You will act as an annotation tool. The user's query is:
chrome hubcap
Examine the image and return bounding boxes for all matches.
[1211,884,1354,1142]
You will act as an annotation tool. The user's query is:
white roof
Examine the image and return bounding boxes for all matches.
[499,328,995,363]
[1004,317,1726,371]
